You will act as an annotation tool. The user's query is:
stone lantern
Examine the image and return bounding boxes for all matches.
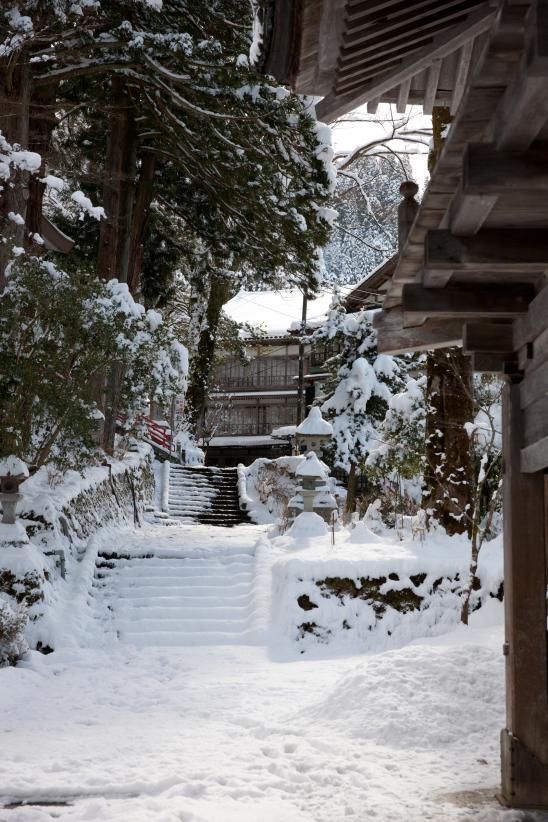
[313,486,338,524]
[295,451,328,514]
[0,456,30,546]
[295,406,333,455]
[287,492,304,524]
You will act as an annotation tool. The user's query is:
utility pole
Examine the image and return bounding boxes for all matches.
[296,291,308,425]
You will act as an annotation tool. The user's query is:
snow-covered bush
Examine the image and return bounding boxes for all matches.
[0,257,187,470]
[0,593,28,667]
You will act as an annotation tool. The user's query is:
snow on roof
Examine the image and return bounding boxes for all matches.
[296,406,333,436]
[223,289,334,338]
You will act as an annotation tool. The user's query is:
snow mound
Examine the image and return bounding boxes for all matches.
[348,519,386,544]
[287,512,327,540]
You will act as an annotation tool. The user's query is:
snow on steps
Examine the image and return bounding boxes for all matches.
[92,547,260,647]
[165,464,251,527]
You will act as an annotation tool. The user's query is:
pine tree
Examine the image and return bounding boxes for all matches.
[313,293,405,514]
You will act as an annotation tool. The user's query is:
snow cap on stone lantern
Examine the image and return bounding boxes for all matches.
[295,450,328,492]
[295,406,333,454]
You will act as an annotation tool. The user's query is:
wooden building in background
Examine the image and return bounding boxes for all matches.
[261,0,548,809]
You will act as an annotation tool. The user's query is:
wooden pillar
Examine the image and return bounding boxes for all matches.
[500,380,548,807]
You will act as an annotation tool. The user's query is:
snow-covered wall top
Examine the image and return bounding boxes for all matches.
[223,289,334,338]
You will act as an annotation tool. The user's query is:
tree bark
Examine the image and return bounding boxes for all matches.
[0,51,31,285]
[97,77,137,284]
[25,83,58,252]
[344,462,357,523]
[127,152,156,298]
[186,273,236,435]
[422,348,474,535]
[97,78,138,453]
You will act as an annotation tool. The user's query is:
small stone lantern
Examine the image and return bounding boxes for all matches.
[295,451,328,514]
[0,456,30,547]
[295,406,333,455]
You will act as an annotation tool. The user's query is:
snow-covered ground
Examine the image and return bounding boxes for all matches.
[1,522,547,822]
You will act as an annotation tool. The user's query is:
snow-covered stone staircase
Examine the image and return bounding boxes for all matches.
[167,465,251,527]
[93,546,259,647]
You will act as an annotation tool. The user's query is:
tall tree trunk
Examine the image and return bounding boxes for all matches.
[127,153,156,298]
[186,273,236,435]
[97,78,137,284]
[0,51,31,286]
[26,83,58,252]
[422,348,474,535]
[344,462,358,523]
[97,78,138,453]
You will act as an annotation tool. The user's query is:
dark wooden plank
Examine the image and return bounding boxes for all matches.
[317,6,496,121]
[463,142,548,192]
[403,282,534,319]
[501,384,548,805]
[463,321,514,353]
[373,307,463,354]
[425,229,548,272]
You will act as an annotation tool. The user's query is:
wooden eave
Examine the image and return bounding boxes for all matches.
[343,254,397,311]
[262,0,496,120]
[374,0,548,376]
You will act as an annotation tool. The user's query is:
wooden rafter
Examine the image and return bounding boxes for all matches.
[317,5,496,121]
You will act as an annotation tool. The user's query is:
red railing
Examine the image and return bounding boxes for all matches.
[117,414,173,453]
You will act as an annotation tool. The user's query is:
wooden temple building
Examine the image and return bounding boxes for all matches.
[262,0,548,809]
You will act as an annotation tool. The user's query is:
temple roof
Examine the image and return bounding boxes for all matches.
[260,0,495,122]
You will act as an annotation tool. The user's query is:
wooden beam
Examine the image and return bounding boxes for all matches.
[501,383,548,807]
[513,281,548,350]
[450,38,474,115]
[493,1,548,150]
[403,283,534,320]
[521,436,548,473]
[425,229,548,273]
[366,98,380,114]
[463,322,514,354]
[342,3,473,55]
[346,0,479,28]
[373,307,462,354]
[521,358,548,411]
[396,77,411,113]
[471,352,507,372]
[423,59,442,114]
[463,142,548,193]
[523,393,548,449]
[448,182,497,236]
[317,5,496,122]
